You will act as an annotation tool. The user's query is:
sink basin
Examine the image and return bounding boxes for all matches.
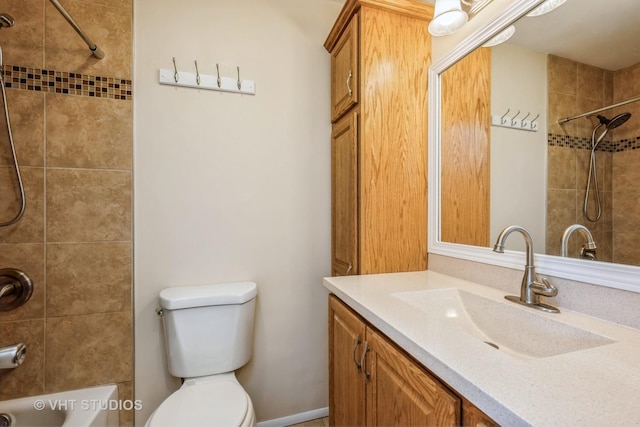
[393,288,614,359]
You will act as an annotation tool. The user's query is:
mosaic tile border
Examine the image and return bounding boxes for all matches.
[548,133,640,153]
[1,64,132,101]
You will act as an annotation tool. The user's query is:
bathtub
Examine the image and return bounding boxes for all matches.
[0,384,119,427]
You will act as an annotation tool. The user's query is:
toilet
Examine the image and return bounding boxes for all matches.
[146,281,258,427]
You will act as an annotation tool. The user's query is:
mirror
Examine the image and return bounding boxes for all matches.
[428,0,640,292]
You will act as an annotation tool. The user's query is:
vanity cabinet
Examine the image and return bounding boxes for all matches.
[329,295,499,426]
[325,0,432,276]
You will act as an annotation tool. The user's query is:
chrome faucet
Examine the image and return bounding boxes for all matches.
[561,224,597,260]
[493,225,559,313]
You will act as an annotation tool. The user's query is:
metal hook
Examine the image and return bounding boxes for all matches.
[501,108,511,124]
[194,60,201,86]
[521,112,530,127]
[236,66,241,90]
[511,110,521,125]
[531,113,540,124]
[172,57,179,83]
[216,63,221,88]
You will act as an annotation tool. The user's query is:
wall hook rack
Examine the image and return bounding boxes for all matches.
[491,108,539,132]
[159,58,255,95]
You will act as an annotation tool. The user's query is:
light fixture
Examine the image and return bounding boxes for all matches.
[428,0,469,36]
[482,25,515,47]
[526,0,568,17]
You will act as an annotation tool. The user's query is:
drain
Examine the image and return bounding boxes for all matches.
[0,413,12,427]
[484,341,499,350]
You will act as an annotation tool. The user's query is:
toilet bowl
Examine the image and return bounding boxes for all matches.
[146,281,258,427]
[145,373,255,427]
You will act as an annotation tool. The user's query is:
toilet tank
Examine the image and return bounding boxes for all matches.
[159,281,257,379]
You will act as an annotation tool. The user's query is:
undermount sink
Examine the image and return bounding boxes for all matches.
[393,288,614,359]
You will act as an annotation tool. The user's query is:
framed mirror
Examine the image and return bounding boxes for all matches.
[428,0,640,292]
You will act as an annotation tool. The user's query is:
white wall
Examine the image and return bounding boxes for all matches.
[490,43,547,251]
[134,0,341,424]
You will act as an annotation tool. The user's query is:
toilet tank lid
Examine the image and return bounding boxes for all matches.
[159,282,257,310]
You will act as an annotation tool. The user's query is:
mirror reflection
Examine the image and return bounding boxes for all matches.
[440,0,640,267]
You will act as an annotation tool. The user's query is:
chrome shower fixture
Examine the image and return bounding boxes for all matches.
[0,14,15,29]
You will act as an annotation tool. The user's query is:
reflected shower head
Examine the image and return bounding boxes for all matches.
[0,14,15,29]
[596,113,632,130]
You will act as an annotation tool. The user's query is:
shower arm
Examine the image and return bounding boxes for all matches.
[558,95,640,124]
[48,0,105,59]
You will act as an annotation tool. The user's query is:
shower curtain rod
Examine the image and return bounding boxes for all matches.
[48,0,105,59]
[558,94,640,124]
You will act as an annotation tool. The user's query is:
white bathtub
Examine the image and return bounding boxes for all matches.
[0,384,119,427]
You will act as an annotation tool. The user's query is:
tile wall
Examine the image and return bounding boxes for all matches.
[547,55,640,265]
[0,0,132,425]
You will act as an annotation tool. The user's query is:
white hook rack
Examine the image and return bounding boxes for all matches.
[491,109,539,132]
[158,59,255,95]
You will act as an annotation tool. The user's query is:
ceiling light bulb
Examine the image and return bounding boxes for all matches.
[526,0,568,17]
[428,0,469,36]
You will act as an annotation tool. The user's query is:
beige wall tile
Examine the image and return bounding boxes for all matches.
[613,190,640,230]
[45,1,132,79]
[45,311,132,392]
[76,0,132,10]
[46,242,131,317]
[2,89,45,167]
[0,243,44,321]
[577,63,604,102]
[548,91,577,135]
[547,146,576,190]
[46,94,132,170]
[0,0,45,68]
[547,189,576,232]
[0,166,45,243]
[0,319,45,399]
[613,231,640,266]
[548,55,576,96]
[46,169,131,242]
[117,381,133,427]
[613,149,640,191]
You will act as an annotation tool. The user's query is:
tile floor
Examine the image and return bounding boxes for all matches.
[288,416,329,427]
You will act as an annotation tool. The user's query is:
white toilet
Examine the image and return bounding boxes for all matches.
[146,281,258,427]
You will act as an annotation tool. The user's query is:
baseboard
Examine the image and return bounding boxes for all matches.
[256,407,329,427]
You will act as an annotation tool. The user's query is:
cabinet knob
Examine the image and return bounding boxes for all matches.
[346,70,353,97]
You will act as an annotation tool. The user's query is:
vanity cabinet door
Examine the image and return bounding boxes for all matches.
[330,14,358,122]
[462,400,500,427]
[329,295,366,426]
[365,328,460,427]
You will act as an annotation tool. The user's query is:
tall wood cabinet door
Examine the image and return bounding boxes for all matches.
[329,295,366,426]
[365,329,460,427]
[331,112,359,276]
[331,14,358,122]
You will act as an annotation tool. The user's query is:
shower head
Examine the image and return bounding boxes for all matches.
[0,14,15,29]
[596,113,632,130]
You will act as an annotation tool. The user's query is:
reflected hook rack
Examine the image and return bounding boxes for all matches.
[491,108,539,132]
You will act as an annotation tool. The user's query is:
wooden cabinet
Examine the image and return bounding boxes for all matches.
[325,0,432,276]
[329,295,500,427]
[329,295,462,426]
[330,16,358,121]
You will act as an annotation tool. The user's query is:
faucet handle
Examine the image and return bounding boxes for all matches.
[531,277,558,297]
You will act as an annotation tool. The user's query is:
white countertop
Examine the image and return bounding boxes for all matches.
[323,270,640,426]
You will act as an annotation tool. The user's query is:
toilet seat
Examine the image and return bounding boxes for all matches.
[146,377,254,427]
